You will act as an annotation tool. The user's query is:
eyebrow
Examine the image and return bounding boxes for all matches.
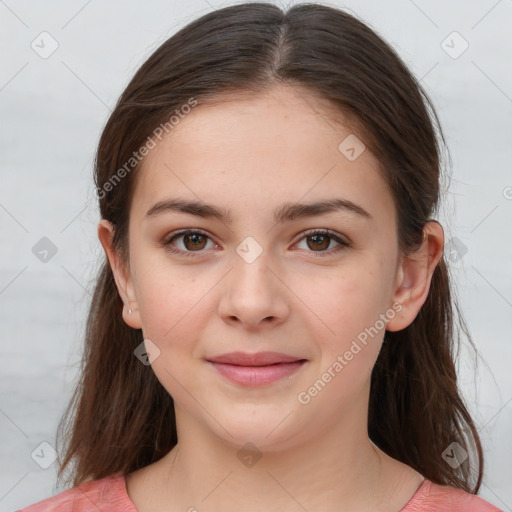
[145,197,372,224]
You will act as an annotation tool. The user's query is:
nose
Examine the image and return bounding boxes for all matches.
[217,246,290,331]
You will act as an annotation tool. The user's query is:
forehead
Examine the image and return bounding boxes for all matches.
[130,85,396,229]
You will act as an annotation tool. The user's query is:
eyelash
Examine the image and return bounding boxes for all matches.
[162,228,350,258]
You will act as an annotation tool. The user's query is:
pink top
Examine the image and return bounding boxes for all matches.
[17,473,503,511]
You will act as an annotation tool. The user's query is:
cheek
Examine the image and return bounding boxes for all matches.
[135,263,192,343]
[295,263,388,364]
[135,268,208,402]
[298,272,386,408]
[301,266,379,332]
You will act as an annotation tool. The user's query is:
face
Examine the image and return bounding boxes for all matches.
[100,84,440,452]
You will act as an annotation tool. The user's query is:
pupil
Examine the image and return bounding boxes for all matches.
[185,233,205,250]
[309,235,328,250]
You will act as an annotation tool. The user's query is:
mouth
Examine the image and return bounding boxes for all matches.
[206,351,308,386]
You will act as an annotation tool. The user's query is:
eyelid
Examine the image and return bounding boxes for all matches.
[162,228,217,257]
[298,228,350,245]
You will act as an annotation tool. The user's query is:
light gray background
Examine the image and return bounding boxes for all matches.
[1,0,511,510]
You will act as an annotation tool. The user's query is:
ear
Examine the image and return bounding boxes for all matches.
[386,221,444,332]
[97,219,142,330]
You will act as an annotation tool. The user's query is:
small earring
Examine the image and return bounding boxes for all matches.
[128,308,133,314]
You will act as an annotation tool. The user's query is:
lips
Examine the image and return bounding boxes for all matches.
[206,351,305,366]
[206,351,308,386]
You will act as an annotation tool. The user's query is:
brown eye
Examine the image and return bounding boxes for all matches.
[295,229,350,256]
[183,233,207,251]
[163,229,216,257]
[306,233,331,251]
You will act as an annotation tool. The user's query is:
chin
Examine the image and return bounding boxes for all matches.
[208,409,307,454]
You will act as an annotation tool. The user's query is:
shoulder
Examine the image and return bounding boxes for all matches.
[404,479,503,512]
[16,473,136,512]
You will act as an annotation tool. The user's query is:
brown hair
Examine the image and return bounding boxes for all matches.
[56,1,485,494]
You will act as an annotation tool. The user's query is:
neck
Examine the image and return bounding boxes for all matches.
[158,405,387,511]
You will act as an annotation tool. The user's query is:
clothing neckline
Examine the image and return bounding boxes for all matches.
[115,473,429,511]
[115,473,138,512]
[399,478,429,511]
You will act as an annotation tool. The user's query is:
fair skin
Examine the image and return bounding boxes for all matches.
[98,84,444,512]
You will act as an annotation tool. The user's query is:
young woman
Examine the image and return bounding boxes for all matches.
[19,2,502,511]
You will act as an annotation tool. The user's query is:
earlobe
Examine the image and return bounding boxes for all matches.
[97,219,142,330]
[386,221,444,332]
